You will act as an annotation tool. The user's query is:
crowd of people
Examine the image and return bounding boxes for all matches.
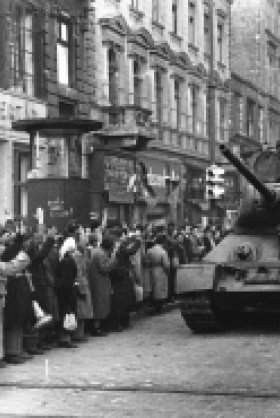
[0,219,226,366]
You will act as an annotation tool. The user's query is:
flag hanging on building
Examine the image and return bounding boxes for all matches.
[127,161,158,207]
[138,161,156,198]
[127,173,137,192]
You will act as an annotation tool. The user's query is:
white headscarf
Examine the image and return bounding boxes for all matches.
[59,237,76,261]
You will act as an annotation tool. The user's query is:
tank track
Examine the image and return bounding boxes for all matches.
[180,291,225,333]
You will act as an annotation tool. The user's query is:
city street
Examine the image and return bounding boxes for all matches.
[1,308,280,417]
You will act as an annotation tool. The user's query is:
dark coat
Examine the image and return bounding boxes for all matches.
[27,237,55,312]
[2,237,31,329]
[87,247,113,320]
[73,251,93,320]
[56,253,77,318]
[43,246,60,321]
[109,245,136,322]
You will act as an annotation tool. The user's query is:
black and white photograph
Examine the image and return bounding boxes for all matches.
[0,0,280,416]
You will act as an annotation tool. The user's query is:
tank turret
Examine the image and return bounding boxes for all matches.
[220,144,280,230]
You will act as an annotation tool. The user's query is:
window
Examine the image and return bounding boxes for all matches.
[204,11,211,53]
[246,98,255,137]
[219,99,226,141]
[152,0,160,22]
[108,48,119,106]
[232,93,243,133]
[268,41,277,94]
[13,151,29,220]
[57,18,72,86]
[217,23,224,62]
[172,0,178,34]
[131,0,139,9]
[174,79,181,128]
[189,84,198,133]
[155,70,163,125]
[206,88,211,137]
[134,60,142,106]
[9,6,34,95]
[269,114,279,147]
[268,41,277,67]
[257,106,264,142]
[188,2,196,45]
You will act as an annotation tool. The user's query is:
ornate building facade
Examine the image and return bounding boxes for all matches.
[90,0,232,226]
[0,0,232,228]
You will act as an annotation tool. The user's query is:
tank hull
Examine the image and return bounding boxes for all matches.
[176,233,280,332]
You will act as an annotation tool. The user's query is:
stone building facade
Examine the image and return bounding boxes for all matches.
[90,0,232,227]
[0,0,94,226]
[227,0,280,221]
[231,0,280,154]
[0,0,232,229]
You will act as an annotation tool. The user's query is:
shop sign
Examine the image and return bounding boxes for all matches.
[48,199,69,218]
[147,173,166,188]
[109,190,134,204]
[50,210,70,218]
[48,199,64,211]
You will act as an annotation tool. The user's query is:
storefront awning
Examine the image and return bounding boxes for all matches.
[12,118,103,137]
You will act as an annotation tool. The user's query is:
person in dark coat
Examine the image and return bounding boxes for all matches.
[27,234,55,317]
[87,234,115,336]
[108,237,140,331]
[1,233,32,364]
[165,234,179,303]
[26,234,55,350]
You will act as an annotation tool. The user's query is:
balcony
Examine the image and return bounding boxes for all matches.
[99,105,156,151]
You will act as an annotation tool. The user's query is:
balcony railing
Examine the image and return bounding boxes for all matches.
[101,105,155,140]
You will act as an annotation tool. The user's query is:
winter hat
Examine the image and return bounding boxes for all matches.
[59,237,76,260]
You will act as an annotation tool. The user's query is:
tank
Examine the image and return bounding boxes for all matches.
[176,144,280,332]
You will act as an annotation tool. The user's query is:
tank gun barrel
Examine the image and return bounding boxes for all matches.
[220,144,276,204]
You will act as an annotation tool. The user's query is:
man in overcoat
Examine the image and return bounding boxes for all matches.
[87,234,115,335]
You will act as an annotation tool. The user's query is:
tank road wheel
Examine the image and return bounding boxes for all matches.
[180,291,225,333]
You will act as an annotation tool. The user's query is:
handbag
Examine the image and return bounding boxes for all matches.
[135,284,144,303]
[63,313,77,331]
